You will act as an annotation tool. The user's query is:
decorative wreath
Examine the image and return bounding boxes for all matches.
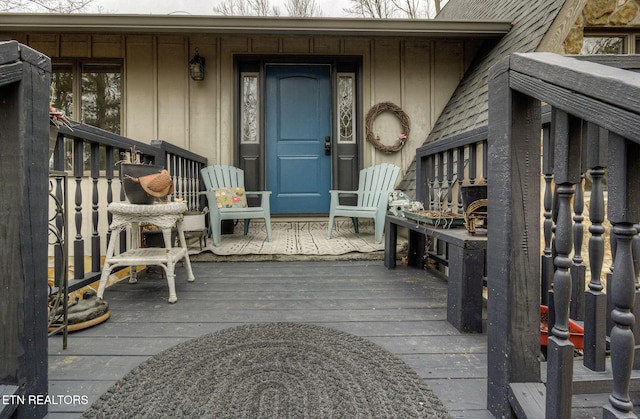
[365,101,410,154]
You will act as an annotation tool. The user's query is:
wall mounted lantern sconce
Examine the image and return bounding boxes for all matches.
[189,48,205,81]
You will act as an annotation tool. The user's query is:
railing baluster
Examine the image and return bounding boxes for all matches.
[456,146,464,215]
[603,133,640,419]
[427,154,435,211]
[105,145,114,253]
[52,136,66,289]
[633,223,640,370]
[469,142,477,185]
[542,122,554,306]
[117,147,127,254]
[608,227,616,337]
[571,171,585,321]
[634,225,640,281]
[546,110,580,418]
[189,159,197,209]
[91,142,100,273]
[446,149,454,212]
[436,152,444,211]
[481,139,488,183]
[179,156,186,204]
[73,138,85,279]
[584,122,607,372]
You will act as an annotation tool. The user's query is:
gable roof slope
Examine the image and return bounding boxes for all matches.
[398,0,575,194]
[431,0,568,141]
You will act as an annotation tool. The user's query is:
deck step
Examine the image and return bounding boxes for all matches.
[510,360,640,418]
[0,385,20,419]
[542,359,640,394]
[509,382,545,419]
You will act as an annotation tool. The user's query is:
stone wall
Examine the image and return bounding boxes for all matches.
[563,0,640,54]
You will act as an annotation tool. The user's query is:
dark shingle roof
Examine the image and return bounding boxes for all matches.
[398,0,571,195]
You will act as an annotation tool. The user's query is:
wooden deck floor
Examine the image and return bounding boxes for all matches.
[46,260,491,418]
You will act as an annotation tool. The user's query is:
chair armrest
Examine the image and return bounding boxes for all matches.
[245,191,272,197]
[329,190,360,201]
[329,189,359,196]
[329,190,362,210]
[245,191,272,211]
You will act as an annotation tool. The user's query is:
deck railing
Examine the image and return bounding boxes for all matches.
[487,53,640,418]
[50,122,208,293]
[415,125,488,214]
[2,40,209,417]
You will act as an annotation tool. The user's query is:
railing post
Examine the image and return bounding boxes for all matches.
[603,134,640,419]
[0,40,50,418]
[487,58,541,417]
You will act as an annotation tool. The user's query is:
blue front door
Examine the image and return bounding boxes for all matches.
[265,65,332,214]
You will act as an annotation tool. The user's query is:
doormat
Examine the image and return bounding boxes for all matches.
[81,323,452,419]
[190,220,398,257]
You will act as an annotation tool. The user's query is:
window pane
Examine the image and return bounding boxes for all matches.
[51,64,73,118]
[338,74,355,143]
[81,63,121,134]
[241,73,259,144]
[581,36,625,55]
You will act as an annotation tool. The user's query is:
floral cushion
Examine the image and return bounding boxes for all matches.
[215,187,248,208]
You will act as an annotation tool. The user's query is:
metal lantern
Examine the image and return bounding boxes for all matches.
[189,48,205,81]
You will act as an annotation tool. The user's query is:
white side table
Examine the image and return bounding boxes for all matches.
[96,202,195,303]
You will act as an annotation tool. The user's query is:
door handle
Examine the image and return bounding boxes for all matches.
[324,136,331,155]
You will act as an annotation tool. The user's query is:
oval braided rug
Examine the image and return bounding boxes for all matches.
[81,323,452,418]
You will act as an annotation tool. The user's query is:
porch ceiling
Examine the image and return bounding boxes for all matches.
[0,14,511,39]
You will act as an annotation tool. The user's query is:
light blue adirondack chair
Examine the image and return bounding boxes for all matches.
[327,163,401,244]
[200,165,272,246]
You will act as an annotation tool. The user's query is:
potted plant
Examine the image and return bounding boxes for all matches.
[49,106,72,158]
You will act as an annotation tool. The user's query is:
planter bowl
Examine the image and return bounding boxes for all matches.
[120,164,164,205]
[182,213,206,231]
[460,184,487,212]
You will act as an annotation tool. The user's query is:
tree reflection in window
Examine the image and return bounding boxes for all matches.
[51,61,122,134]
[581,36,625,55]
[82,64,121,134]
[51,65,73,119]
